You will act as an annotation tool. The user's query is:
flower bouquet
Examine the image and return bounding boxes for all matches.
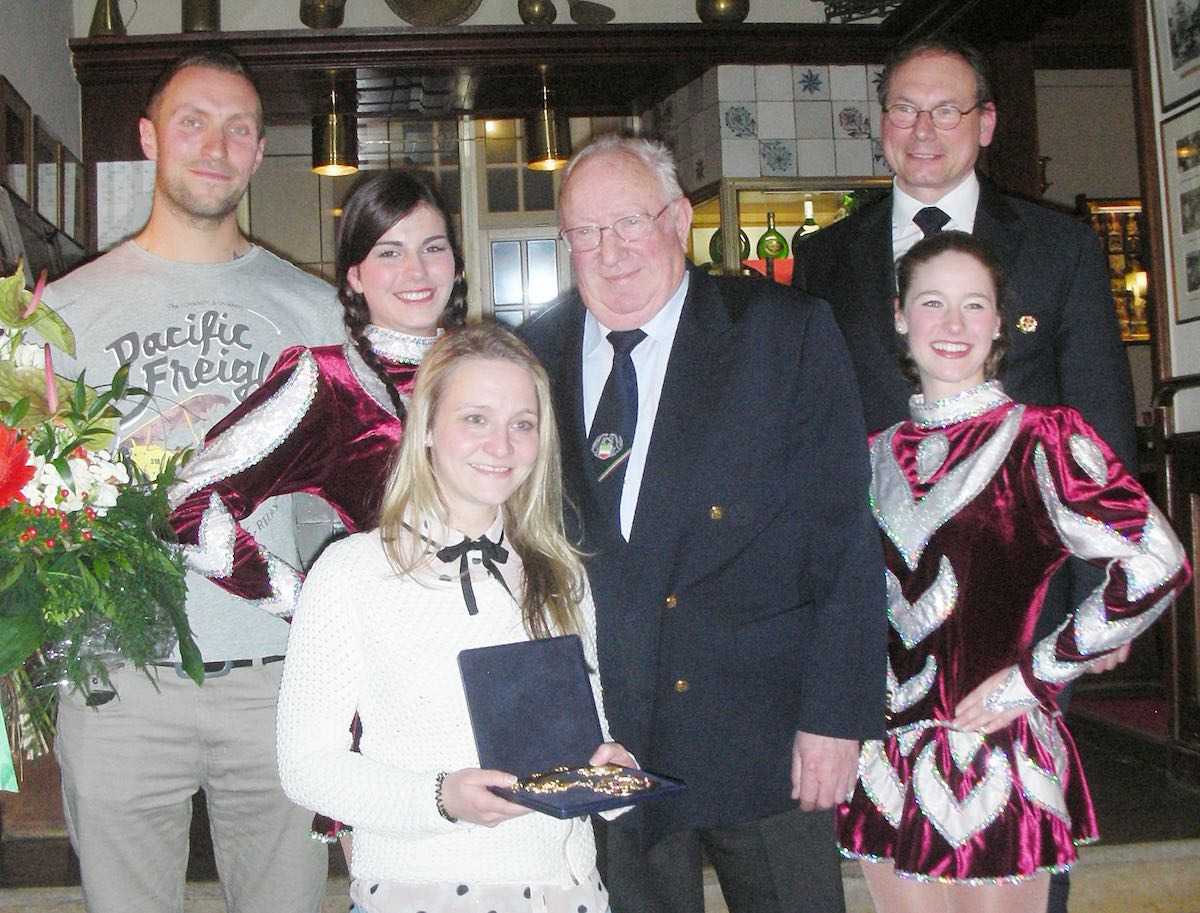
[0,262,200,791]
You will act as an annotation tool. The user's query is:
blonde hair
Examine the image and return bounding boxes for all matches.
[376,322,585,639]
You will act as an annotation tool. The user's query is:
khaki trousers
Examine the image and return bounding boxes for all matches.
[55,663,327,913]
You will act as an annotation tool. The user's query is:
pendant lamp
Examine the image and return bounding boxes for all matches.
[312,88,358,176]
[526,66,571,172]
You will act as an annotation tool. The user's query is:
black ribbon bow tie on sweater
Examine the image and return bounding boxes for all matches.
[436,534,510,616]
[913,206,951,237]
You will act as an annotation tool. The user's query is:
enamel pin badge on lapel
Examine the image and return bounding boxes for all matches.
[592,433,631,482]
[592,433,623,461]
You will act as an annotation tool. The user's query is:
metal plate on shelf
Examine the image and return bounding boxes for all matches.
[382,0,482,25]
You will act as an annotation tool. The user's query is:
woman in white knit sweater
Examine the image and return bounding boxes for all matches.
[277,323,632,913]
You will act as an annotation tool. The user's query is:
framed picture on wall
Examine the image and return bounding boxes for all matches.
[60,144,85,243]
[32,117,60,227]
[1160,105,1200,323]
[0,77,32,204]
[1152,0,1200,111]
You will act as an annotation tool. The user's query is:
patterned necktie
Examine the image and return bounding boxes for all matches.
[436,533,510,616]
[913,206,951,237]
[589,329,647,527]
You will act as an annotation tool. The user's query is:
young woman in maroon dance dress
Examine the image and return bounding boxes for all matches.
[838,230,1191,913]
[167,170,466,841]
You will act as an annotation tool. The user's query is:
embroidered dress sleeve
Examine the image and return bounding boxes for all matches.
[276,542,465,839]
[1009,409,1192,707]
[167,346,327,616]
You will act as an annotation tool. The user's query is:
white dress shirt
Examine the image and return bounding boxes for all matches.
[582,271,690,540]
[891,172,981,263]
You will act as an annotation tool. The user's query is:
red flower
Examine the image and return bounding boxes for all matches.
[0,424,36,507]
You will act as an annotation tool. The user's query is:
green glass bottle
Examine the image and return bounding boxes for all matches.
[791,197,819,251]
[757,211,789,278]
[708,228,751,268]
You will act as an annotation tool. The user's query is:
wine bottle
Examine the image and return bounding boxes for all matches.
[791,197,819,250]
[757,211,788,278]
[708,228,751,268]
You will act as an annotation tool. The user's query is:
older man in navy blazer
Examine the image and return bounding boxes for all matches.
[522,134,886,913]
[793,37,1136,913]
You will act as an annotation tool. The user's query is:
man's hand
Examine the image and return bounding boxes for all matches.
[590,741,638,769]
[1085,642,1131,674]
[790,731,859,811]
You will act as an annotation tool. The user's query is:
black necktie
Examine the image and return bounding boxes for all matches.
[436,533,510,616]
[913,206,951,237]
[589,329,646,526]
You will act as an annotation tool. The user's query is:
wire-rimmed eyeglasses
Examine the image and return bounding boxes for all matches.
[559,200,678,253]
[882,103,980,131]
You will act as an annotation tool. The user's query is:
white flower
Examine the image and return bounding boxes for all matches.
[68,456,93,491]
[10,341,44,369]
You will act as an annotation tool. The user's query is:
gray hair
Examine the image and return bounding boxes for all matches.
[559,134,685,212]
[877,36,994,109]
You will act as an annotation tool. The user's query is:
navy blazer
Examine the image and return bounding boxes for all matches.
[793,181,1136,468]
[522,267,887,839]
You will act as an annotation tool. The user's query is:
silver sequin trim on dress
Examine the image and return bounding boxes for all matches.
[887,557,957,648]
[168,350,321,507]
[983,665,1039,713]
[364,324,439,364]
[1069,433,1109,487]
[1025,707,1068,782]
[914,742,1012,848]
[1015,748,1070,824]
[896,728,921,757]
[1032,619,1080,684]
[873,405,1023,570]
[1034,445,1185,602]
[915,433,950,482]
[909,381,1010,429]
[859,740,905,828]
[262,547,302,616]
[1075,588,1173,656]
[182,493,236,578]
[947,729,985,774]
[888,655,937,714]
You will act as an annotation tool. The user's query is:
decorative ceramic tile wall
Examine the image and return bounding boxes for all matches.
[643,64,893,192]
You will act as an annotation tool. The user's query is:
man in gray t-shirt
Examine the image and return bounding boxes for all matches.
[44,51,340,913]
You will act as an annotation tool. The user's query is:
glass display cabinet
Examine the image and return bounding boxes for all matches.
[690,176,892,281]
[1081,198,1150,343]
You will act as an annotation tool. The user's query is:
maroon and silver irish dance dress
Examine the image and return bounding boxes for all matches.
[168,327,435,841]
[168,326,435,610]
[837,381,1190,883]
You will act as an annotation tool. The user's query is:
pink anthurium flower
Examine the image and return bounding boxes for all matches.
[22,268,48,320]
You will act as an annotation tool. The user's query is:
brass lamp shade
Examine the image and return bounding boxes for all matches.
[312,112,358,176]
[526,80,571,172]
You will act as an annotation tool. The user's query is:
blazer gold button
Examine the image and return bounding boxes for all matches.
[708,505,724,520]
[665,594,678,609]
[673,678,690,693]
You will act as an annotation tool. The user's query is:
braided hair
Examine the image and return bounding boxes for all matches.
[335,171,468,418]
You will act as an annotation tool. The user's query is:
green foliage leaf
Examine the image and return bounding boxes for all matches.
[0,269,75,356]
[0,606,47,677]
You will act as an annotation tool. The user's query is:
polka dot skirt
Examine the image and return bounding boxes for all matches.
[348,869,609,913]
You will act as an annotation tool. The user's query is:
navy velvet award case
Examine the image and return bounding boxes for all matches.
[457,634,683,817]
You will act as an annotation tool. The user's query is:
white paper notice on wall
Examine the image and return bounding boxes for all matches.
[96,160,156,251]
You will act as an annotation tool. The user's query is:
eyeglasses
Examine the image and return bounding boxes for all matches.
[559,200,678,253]
[882,103,980,131]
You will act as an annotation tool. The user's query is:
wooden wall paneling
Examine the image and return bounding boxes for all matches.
[983,41,1039,200]
[1132,0,1172,381]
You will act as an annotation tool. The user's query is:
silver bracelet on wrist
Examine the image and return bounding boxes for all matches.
[435,771,458,823]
